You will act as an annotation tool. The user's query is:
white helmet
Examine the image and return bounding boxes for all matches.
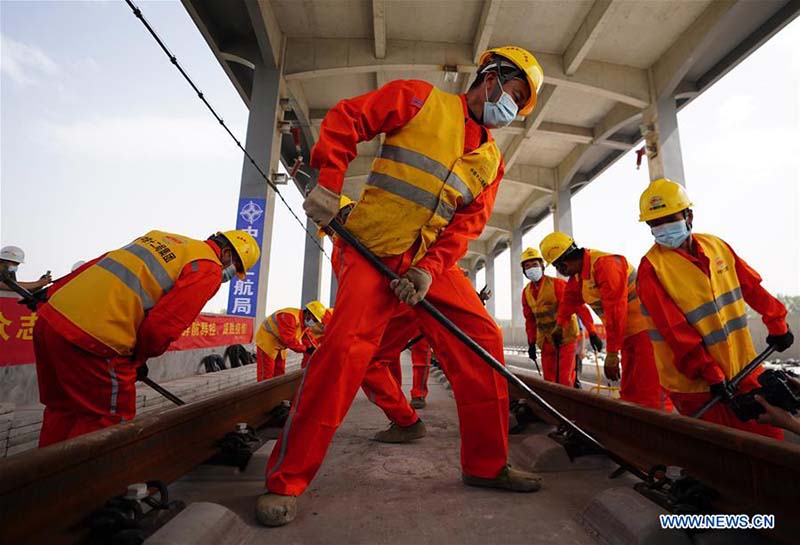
[0,246,25,264]
[71,260,86,272]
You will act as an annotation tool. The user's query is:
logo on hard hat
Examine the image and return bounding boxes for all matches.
[239,201,264,224]
[648,195,666,211]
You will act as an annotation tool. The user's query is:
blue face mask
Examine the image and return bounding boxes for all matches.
[651,220,691,249]
[221,264,237,283]
[483,79,518,129]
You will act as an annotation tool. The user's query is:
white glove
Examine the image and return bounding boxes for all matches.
[303,184,340,227]
[390,267,432,305]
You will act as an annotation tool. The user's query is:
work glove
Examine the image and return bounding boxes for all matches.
[136,363,149,381]
[709,380,735,403]
[390,267,432,306]
[303,184,340,227]
[604,352,620,381]
[766,328,794,352]
[589,333,604,352]
[528,344,537,362]
[305,346,316,355]
[550,325,563,348]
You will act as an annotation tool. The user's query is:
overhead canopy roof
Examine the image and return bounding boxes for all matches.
[183,0,798,266]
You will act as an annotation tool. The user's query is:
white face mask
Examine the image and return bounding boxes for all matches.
[7,265,18,273]
[304,318,317,329]
[221,264,237,283]
[524,267,543,282]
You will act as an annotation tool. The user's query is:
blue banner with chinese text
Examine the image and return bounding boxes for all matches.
[226,197,266,317]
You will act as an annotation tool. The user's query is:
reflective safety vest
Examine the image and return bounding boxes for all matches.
[642,234,755,393]
[523,276,578,348]
[344,86,502,264]
[48,231,220,356]
[255,308,303,354]
[581,250,650,337]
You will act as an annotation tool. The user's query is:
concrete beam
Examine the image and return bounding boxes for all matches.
[467,239,489,257]
[472,0,500,63]
[285,80,316,147]
[562,0,618,76]
[537,121,594,144]
[504,164,556,195]
[650,0,736,100]
[486,213,513,233]
[503,84,558,168]
[244,0,284,70]
[372,0,386,59]
[556,143,591,190]
[592,103,641,142]
[284,38,649,108]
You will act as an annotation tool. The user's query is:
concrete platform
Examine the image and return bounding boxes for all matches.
[167,354,643,545]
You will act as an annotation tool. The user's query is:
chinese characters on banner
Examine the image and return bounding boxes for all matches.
[0,294,254,366]
[227,198,266,317]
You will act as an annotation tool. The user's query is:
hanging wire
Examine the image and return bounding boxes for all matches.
[123,0,329,259]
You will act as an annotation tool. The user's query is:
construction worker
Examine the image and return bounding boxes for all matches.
[257,46,545,526]
[33,230,259,446]
[520,247,600,386]
[255,301,327,381]
[301,305,333,369]
[636,178,792,439]
[0,245,52,291]
[540,232,671,411]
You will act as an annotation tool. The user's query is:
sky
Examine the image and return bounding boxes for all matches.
[2,2,798,319]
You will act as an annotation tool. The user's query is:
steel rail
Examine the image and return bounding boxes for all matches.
[509,366,800,543]
[0,371,302,545]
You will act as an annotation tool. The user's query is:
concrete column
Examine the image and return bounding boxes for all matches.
[300,216,323,305]
[642,95,686,185]
[467,266,477,286]
[235,64,281,323]
[485,253,496,318]
[329,271,338,307]
[553,186,573,235]
[510,228,524,328]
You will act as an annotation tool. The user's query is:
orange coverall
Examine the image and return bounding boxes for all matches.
[557,251,671,410]
[638,239,785,439]
[34,244,222,446]
[522,277,596,386]
[257,310,306,381]
[265,80,509,496]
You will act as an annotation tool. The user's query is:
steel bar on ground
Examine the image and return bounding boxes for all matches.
[509,366,800,543]
[0,371,302,545]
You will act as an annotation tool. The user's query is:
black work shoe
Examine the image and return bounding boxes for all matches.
[462,465,542,492]
[372,419,427,443]
[410,397,427,409]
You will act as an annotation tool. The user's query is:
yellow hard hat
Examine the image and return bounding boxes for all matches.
[638,178,693,222]
[305,300,326,323]
[520,247,543,264]
[218,230,260,279]
[479,46,544,116]
[540,232,575,264]
[339,195,353,209]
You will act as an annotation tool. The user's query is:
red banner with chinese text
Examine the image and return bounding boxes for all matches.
[169,313,253,351]
[0,294,252,366]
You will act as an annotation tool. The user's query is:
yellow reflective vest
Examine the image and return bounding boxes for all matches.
[48,231,220,356]
[581,250,650,337]
[255,308,303,358]
[642,234,755,393]
[523,276,579,348]
[344,86,502,264]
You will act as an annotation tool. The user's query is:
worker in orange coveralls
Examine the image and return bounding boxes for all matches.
[257,46,547,526]
[539,232,672,411]
[520,247,600,386]
[33,230,260,447]
[636,179,792,439]
[255,301,327,381]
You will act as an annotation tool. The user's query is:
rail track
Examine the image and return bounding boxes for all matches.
[0,371,302,545]
[1,366,798,544]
